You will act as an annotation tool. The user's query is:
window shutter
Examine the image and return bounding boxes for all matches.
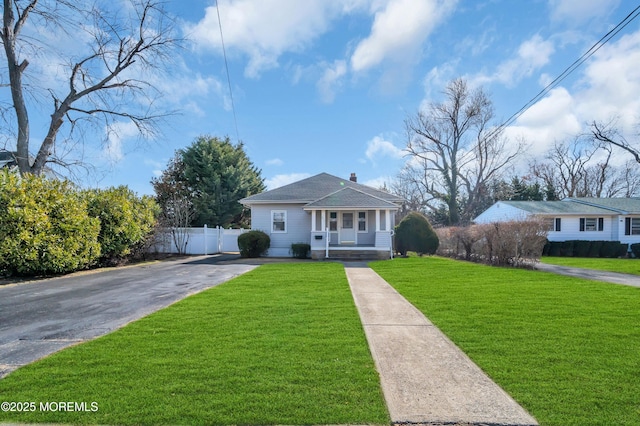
[598,217,604,231]
[626,218,631,235]
[555,218,561,232]
[579,218,585,232]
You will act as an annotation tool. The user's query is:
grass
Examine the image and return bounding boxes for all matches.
[542,255,640,275]
[370,257,640,426]
[0,263,389,425]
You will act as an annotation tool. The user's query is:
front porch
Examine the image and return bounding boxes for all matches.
[307,208,395,260]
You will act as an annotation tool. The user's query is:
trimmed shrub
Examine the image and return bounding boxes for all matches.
[587,240,603,257]
[600,241,626,258]
[0,171,100,276]
[395,212,439,256]
[560,241,575,257]
[631,243,640,258]
[238,230,270,258]
[547,241,563,257]
[85,187,159,265]
[573,240,591,257]
[290,243,310,259]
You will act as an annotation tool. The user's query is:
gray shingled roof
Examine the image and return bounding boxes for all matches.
[501,200,620,215]
[240,172,404,205]
[568,197,640,214]
[303,187,399,209]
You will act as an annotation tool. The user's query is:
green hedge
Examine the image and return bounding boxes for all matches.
[0,171,159,277]
[85,187,159,265]
[542,239,629,258]
[0,171,101,276]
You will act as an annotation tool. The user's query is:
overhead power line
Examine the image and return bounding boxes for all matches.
[215,0,241,143]
[486,3,640,142]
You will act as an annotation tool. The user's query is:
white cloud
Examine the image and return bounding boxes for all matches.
[317,60,347,103]
[266,158,284,166]
[363,175,393,190]
[549,0,620,25]
[504,28,640,162]
[103,121,140,163]
[186,0,356,78]
[469,34,555,88]
[365,135,404,164]
[574,30,640,130]
[265,173,311,190]
[350,0,456,73]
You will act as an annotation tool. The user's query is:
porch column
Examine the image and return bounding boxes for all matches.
[321,210,326,231]
[385,209,391,231]
[376,209,381,232]
[311,210,316,232]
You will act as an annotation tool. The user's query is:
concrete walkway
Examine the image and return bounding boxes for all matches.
[535,262,640,287]
[344,263,538,426]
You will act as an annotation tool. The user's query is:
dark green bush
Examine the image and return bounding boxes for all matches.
[560,241,575,257]
[395,212,439,256]
[547,241,562,256]
[573,240,591,257]
[238,230,270,258]
[600,241,626,258]
[588,240,603,257]
[85,187,159,265]
[631,243,640,258]
[291,243,310,259]
[0,171,100,276]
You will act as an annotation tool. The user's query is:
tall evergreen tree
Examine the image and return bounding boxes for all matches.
[153,136,265,228]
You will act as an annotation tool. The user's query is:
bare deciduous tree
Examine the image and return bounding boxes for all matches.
[591,119,640,164]
[402,78,522,225]
[530,136,640,199]
[1,0,180,175]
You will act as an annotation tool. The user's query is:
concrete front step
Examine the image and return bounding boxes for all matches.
[311,248,393,260]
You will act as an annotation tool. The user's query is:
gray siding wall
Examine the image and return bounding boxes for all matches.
[251,204,311,256]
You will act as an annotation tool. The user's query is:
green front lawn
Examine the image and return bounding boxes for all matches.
[542,256,640,275]
[371,257,640,426]
[0,263,389,425]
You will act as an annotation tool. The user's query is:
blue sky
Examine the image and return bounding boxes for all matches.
[5,0,640,195]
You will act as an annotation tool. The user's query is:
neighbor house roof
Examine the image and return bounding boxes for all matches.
[240,173,404,208]
[568,197,640,214]
[0,150,17,168]
[499,200,616,215]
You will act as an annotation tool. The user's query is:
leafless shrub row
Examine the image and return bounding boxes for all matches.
[436,220,548,267]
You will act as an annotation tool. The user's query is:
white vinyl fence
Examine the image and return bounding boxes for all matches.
[150,226,248,255]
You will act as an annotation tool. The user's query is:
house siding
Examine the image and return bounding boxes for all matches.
[250,204,311,256]
[546,215,617,242]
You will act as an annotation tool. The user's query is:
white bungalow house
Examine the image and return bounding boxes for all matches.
[239,172,404,259]
[474,198,640,247]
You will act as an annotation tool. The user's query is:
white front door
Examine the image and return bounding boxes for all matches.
[340,212,356,244]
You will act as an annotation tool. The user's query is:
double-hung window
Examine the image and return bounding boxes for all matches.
[580,217,603,232]
[329,212,338,231]
[271,210,287,233]
[625,218,640,235]
[357,211,367,232]
[546,217,561,232]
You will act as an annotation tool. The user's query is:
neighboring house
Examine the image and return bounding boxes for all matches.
[474,198,640,247]
[239,172,404,259]
[0,150,17,169]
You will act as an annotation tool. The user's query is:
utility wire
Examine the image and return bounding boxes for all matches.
[486,3,640,142]
[215,0,241,143]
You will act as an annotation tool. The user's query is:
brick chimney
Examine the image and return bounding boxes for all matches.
[349,173,357,182]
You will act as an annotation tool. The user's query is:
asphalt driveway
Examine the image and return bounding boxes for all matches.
[0,254,257,378]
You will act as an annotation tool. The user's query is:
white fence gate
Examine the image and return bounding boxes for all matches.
[151,226,248,255]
